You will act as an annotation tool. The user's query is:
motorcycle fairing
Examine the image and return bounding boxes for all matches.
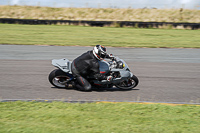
[52,57,134,86]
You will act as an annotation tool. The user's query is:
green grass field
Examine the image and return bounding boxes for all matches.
[0,24,200,48]
[0,101,200,133]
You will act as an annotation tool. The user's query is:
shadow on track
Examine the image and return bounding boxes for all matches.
[51,87,139,92]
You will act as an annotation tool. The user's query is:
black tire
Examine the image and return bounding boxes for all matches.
[115,75,139,90]
[48,69,70,88]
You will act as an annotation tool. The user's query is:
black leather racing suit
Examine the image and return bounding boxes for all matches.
[71,50,107,91]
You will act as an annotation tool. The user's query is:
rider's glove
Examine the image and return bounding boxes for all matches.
[108,54,115,60]
[107,76,113,82]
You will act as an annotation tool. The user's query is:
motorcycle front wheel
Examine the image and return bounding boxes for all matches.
[115,75,139,90]
[49,69,71,88]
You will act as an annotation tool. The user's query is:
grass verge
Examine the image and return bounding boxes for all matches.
[0,101,200,133]
[0,24,200,48]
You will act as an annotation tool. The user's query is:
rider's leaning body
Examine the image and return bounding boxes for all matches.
[71,45,114,91]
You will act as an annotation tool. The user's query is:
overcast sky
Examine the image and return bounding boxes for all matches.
[1,0,200,9]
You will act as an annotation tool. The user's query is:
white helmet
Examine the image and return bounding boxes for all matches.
[93,45,107,60]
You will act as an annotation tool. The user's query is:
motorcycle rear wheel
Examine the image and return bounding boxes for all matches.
[49,69,71,88]
[115,75,139,90]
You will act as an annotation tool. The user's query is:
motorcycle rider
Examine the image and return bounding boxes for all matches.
[71,45,114,91]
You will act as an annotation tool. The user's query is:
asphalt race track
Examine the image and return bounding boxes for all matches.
[0,45,200,104]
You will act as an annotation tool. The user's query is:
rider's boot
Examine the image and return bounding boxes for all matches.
[71,81,76,88]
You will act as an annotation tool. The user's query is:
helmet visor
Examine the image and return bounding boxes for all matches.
[100,53,106,58]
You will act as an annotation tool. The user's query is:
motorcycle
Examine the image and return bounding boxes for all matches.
[48,56,139,90]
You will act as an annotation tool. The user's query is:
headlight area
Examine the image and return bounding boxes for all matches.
[117,61,125,69]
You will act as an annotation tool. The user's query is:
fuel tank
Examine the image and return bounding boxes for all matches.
[98,60,110,75]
